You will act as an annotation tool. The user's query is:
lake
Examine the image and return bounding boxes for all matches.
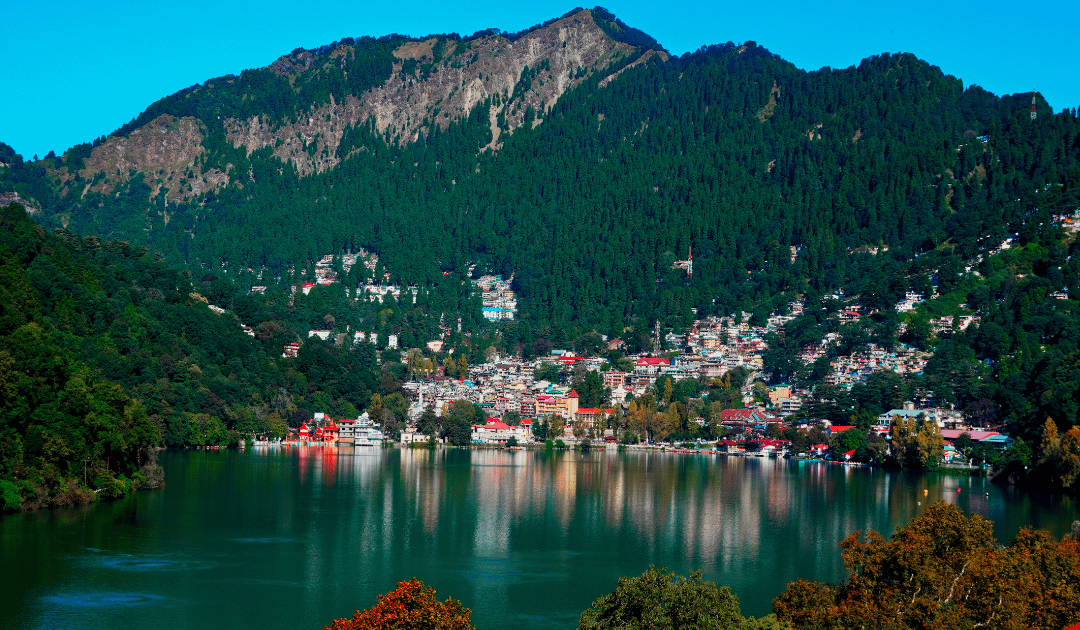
[2,446,1077,630]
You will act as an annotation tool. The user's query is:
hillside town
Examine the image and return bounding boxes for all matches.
[274,285,1013,465]
[217,234,1042,467]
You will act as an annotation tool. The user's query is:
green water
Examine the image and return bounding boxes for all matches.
[2,447,1077,629]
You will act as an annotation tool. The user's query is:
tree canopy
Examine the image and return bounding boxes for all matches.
[772,502,1080,629]
[326,578,473,630]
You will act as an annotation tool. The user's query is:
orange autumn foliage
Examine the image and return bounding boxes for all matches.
[773,502,1080,629]
[326,578,474,630]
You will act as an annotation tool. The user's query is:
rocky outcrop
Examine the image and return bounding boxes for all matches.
[223,9,638,176]
[0,191,40,214]
[80,114,229,201]
[77,10,648,184]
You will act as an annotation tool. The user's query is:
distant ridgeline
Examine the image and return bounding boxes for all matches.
[2,8,1080,443]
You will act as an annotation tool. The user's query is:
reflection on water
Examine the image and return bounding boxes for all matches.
[1,448,1075,630]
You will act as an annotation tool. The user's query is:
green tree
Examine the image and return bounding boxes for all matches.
[578,566,748,629]
[418,406,440,436]
[443,400,475,446]
[368,393,384,424]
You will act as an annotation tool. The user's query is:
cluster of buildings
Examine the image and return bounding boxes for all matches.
[822,346,931,388]
[295,412,386,445]
[403,367,613,429]
[359,283,418,304]
[311,250,380,285]
[472,274,517,321]
[353,331,400,349]
[673,316,768,373]
[263,238,1016,448]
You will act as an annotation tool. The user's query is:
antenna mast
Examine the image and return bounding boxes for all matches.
[1031,90,1037,121]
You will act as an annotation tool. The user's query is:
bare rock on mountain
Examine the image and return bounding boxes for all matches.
[223,9,637,176]
[81,114,229,201]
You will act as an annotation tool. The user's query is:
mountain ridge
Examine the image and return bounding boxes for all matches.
[34,8,657,209]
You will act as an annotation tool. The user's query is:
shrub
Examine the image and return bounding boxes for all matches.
[326,578,473,630]
[0,480,21,512]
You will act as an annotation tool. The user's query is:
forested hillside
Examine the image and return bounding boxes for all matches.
[2,8,1080,452]
[0,203,438,511]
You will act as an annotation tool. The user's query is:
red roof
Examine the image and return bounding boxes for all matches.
[567,389,579,398]
[719,409,758,421]
[299,423,310,435]
[325,423,338,431]
[483,421,511,430]
[635,357,670,366]
[940,430,1001,441]
[830,425,855,433]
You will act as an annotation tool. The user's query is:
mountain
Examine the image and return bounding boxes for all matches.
[3,7,1080,440]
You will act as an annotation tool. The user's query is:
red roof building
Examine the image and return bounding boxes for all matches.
[634,357,670,375]
[719,409,764,424]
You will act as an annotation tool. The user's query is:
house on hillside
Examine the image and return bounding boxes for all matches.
[575,407,613,428]
[718,408,764,425]
[877,402,941,428]
[634,357,670,375]
[940,429,1013,449]
[604,370,628,388]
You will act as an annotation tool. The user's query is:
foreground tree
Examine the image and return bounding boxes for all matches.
[326,578,473,630]
[772,502,1080,629]
[579,566,785,629]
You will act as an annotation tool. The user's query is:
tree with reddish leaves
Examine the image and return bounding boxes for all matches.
[773,503,1080,629]
[326,579,473,630]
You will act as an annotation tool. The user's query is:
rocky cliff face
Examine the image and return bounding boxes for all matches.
[0,192,40,214]
[77,9,646,186]
[79,114,229,201]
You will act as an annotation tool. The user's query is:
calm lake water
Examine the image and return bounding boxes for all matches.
[2,446,1077,630]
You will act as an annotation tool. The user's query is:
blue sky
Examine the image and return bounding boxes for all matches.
[3,0,1077,160]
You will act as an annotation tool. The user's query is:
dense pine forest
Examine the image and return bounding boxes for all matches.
[0,204,438,510]
[2,7,1080,506]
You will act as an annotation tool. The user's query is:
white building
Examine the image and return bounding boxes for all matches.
[471,420,530,444]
